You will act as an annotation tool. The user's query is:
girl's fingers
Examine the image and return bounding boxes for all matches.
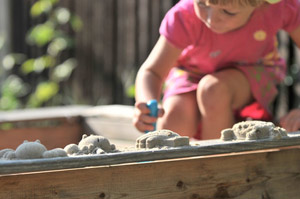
[133,102,158,132]
[290,118,300,132]
[133,101,165,132]
[279,110,300,132]
[135,101,150,114]
[133,119,156,132]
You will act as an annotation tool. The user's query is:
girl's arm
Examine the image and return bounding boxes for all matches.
[133,35,182,132]
[135,35,182,102]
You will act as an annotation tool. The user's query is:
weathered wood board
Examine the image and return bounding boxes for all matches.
[0,106,89,149]
[1,105,300,199]
[1,132,300,174]
[0,147,300,199]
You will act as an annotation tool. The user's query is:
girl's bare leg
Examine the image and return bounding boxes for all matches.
[197,69,253,140]
[157,92,200,138]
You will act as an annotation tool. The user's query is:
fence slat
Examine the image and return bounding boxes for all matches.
[68,0,173,105]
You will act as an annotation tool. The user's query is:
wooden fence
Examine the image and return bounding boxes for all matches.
[8,0,300,119]
[10,0,176,106]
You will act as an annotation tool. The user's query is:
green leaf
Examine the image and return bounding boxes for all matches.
[21,56,55,74]
[52,0,59,4]
[26,81,59,107]
[1,0,80,109]
[35,81,59,102]
[0,75,26,110]
[2,75,28,97]
[54,7,71,24]
[27,23,55,46]
[2,54,26,70]
[33,57,47,73]
[70,15,83,32]
[0,95,19,110]
[26,95,41,108]
[53,58,76,82]
[47,37,68,56]
[47,0,59,5]
[2,55,16,70]
[0,35,5,50]
[21,59,35,74]
[126,84,135,98]
[42,55,56,68]
[31,1,52,17]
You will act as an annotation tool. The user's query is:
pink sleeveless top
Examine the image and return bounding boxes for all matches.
[159,0,300,112]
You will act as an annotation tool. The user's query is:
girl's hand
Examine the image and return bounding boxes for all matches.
[279,108,300,132]
[133,101,164,132]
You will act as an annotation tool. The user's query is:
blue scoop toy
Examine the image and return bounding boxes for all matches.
[145,99,158,133]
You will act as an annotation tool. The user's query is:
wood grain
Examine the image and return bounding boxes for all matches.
[0,106,88,149]
[0,147,300,199]
[1,133,300,175]
[0,119,83,149]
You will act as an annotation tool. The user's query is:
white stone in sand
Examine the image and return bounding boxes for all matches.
[221,121,288,141]
[15,140,47,159]
[64,134,117,155]
[0,140,68,160]
[136,129,190,149]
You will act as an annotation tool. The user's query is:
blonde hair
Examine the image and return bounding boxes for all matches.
[208,0,265,7]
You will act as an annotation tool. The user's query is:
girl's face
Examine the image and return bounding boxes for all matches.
[194,0,257,34]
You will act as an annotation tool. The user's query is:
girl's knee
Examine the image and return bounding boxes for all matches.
[162,93,198,122]
[158,93,199,136]
[197,74,232,108]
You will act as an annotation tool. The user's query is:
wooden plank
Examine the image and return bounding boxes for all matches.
[0,118,83,149]
[137,0,150,65]
[0,106,88,149]
[1,133,300,175]
[136,0,173,67]
[91,0,115,104]
[72,0,95,104]
[0,0,10,60]
[0,147,300,199]
[115,0,137,104]
[160,0,173,19]
[0,106,89,122]
[149,0,162,45]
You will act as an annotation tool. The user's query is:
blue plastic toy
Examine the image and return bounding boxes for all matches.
[145,99,158,133]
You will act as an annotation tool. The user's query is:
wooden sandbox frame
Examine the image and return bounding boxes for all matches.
[0,105,300,199]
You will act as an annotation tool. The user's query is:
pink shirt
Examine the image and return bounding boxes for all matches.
[159,0,300,111]
[160,0,300,72]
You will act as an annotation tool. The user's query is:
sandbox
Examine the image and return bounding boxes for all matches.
[1,105,300,199]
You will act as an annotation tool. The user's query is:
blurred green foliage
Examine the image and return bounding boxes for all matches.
[0,0,82,110]
[126,85,135,99]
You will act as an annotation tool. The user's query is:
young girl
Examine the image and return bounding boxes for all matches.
[133,0,300,139]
